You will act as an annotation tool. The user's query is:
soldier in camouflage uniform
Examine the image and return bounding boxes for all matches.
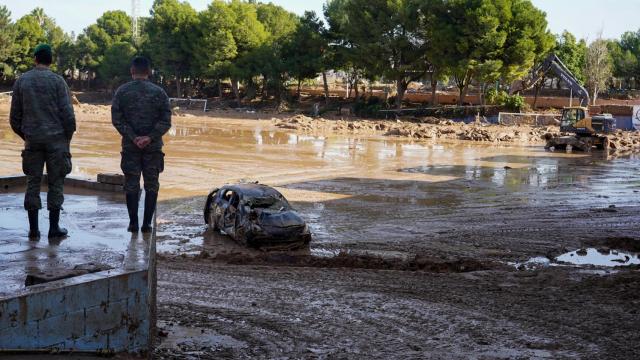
[111,57,171,233]
[9,44,76,239]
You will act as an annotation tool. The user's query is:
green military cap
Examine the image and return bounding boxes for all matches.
[34,43,52,56]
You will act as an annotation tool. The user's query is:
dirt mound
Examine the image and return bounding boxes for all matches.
[607,130,640,153]
[76,103,109,115]
[383,123,558,143]
[273,115,381,133]
[274,115,559,144]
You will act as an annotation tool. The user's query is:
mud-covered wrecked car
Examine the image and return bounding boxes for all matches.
[204,183,312,248]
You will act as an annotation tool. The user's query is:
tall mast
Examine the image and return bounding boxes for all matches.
[131,0,140,43]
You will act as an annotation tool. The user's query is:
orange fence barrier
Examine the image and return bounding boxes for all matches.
[297,87,640,111]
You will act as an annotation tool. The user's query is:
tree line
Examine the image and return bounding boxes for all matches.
[0,0,638,108]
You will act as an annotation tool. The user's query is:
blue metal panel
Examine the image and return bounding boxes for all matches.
[0,270,150,353]
[0,321,38,349]
[615,116,634,130]
[0,298,21,330]
[38,310,85,348]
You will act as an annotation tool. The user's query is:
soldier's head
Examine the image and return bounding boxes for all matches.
[34,44,53,67]
[131,56,151,80]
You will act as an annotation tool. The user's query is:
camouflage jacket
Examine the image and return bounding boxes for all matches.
[10,67,76,143]
[111,80,172,151]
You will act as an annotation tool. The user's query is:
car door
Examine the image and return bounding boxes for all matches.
[204,188,219,225]
[220,190,239,237]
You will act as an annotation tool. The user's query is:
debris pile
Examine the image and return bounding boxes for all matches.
[607,130,640,153]
[273,114,381,133]
[76,103,107,114]
[274,115,560,144]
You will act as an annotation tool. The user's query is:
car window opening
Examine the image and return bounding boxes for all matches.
[248,196,288,210]
[223,190,238,203]
[230,193,240,208]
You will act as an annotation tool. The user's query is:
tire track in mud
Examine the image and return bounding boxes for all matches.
[154,261,639,359]
[436,220,638,236]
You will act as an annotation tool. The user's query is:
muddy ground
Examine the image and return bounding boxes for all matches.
[155,261,639,359]
[0,101,639,359]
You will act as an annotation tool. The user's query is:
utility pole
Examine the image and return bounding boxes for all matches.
[131,0,140,44]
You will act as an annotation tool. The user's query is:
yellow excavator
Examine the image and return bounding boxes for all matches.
[510,54,617,151]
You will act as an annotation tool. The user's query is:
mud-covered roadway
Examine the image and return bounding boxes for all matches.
[0,100,639,359]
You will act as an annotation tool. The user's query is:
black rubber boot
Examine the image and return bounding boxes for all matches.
[126,192,139,232]
[48,209,68,238]
[28,209,40,239]
[141,191,158,233]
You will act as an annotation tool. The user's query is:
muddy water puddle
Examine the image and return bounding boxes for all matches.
[515,248,640,270]
[557,248,640,266]
[155,320,248,359]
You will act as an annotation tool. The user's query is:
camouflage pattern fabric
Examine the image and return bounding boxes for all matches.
[111,80,172,152]
[10,67,76,211]
[22,139,72,210]
[121,148,164,193]
[10,68,76,143]
[111,80,171,194]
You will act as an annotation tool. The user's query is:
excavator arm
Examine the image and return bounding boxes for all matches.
[510,54,590,106]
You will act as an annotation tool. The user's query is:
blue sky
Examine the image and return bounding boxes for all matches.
[0,0,638,41]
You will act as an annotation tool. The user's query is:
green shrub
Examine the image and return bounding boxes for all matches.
[486,88,507,106]
[504,94,525,112]
[486,88,525,112]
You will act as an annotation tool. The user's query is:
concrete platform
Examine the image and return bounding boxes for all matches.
[0,176,155,355]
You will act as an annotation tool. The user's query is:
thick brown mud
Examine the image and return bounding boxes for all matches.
[1,101,639,358]
[155,260,640,359]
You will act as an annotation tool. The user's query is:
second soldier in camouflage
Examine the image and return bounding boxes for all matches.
[111,56,171,233]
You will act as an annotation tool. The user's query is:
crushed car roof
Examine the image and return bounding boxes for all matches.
[222,183,284,198]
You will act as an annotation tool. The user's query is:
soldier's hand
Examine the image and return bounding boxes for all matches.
[135,136,152,149]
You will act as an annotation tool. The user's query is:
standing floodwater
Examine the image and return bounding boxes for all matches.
[1,104,639,262]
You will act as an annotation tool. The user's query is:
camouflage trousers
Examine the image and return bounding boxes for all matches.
[120,147,164,195]
[22,140,72,211]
